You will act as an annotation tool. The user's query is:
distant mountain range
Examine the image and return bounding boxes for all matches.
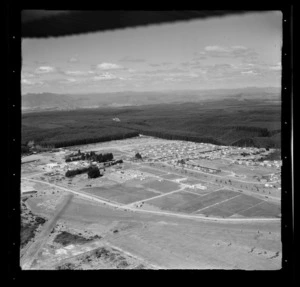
[22,87,281,113]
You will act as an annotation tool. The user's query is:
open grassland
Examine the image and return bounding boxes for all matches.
[21,135,281,270]
[238,202,281,218]
[180,178,220,191]
[141,179,180,193]
[197,194,281,218]
[22,135,281,217]
[81,185,158,205]
[197,194,263,217]
[184,187,210,196]
[145,190,238,214]
[137,167,168,176]
[22,163,281,270]
[161,173,186,180]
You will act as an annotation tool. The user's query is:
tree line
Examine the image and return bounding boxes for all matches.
[66,151,114,163]
[126,128,224,146]
[65,166,101,178]
[27,131,140,149]
[232,126,272,137]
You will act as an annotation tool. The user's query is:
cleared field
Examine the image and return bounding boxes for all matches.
[146,191,205,213]
[146,189,238,214]
[180,179,220,193]
[164,166,219,183]
[21,133,282,270]
[238,201,281,218]
[161,173,186,180]
[21,165,43,175]
[198,207,234,218]
[197,194,263,217]
[138,167,168,176]
[183,187,210,196]
[124,177,157,187]
[141,179,180,193]
[180,178,205,185]
[81,185,158,205]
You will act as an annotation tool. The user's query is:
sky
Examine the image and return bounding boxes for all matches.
[21,11,282,94]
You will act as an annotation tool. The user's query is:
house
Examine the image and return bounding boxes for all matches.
[196,184,207,190]
[46,163,58,170]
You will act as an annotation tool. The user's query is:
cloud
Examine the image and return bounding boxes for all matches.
[21,72,35,79]
[185,63,257,80]
[59,72,124,84]
[204,64,238,78]
[119,56,146,63]
[231,45,247,50]
[204,46,231,52]
[59,77,88,85]
[195,45,259,63]
[64,78,78,83]
[163,77,183,82]
[22,71,45,86]
[64,70,94,76]
[149,62,172,67]
[149,63,162,67]
[92,72,118,81]
[241,70,258,75]
[204,45,248,53]
[148,60,276,84]
[180,61,192,67]
[141,67,200,83]
[168,72,199,78]
[21,79,34,85]
[269,62,281,71]
[131,67,204,84]
[68,57,79,63]
[144,67,185,75]
[96,63,123,70]
[34,66,55,74]
[21,79,44,85]
[33,60,48,66]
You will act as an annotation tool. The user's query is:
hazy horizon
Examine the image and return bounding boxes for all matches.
[22,11,282,94]
[22,85,281,96]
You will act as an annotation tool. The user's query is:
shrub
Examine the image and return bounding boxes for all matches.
[135,152,142,159]
[88,167,101,179]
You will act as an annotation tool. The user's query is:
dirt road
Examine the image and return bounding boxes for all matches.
[21,194,74,269]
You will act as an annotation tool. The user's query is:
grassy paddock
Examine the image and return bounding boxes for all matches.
[141,179,180,193]
[81,185,158,204]
[147,189,239,214]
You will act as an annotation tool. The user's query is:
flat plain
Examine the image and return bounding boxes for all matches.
[21,136,282,270]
